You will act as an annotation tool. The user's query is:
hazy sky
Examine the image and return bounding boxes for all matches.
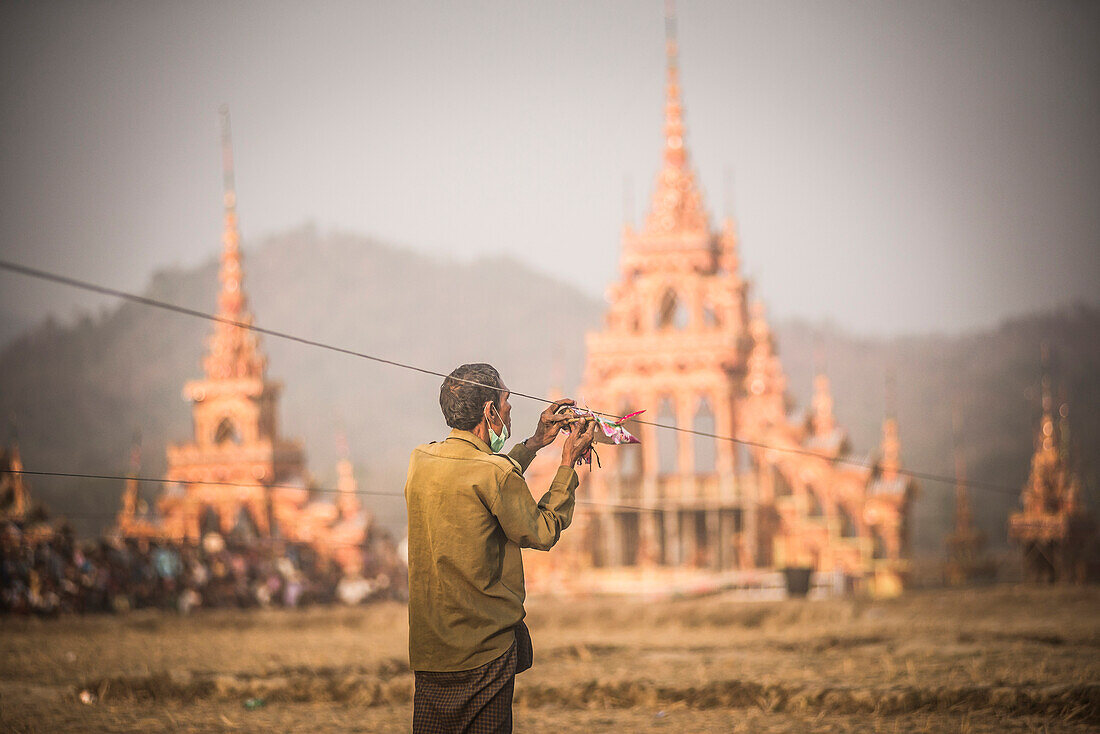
[1,0,1097,338]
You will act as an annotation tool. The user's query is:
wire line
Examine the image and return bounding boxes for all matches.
[2,468,666,517]
[0,258,1022,495]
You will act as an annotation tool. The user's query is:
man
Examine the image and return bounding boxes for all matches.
[405,362,596,733]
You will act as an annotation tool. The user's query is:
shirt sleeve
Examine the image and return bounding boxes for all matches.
[489,465,578,551]
[507,442,537,474]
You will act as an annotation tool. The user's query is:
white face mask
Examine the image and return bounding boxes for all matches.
[487,404,509,452]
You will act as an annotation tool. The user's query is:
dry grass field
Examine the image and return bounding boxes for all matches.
[1,586,1098,733]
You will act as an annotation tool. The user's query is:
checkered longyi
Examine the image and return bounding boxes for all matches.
[413,641,518,734]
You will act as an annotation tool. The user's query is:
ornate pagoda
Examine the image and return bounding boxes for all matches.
[1008,362,1095,583]
[116,109,371,572]
[524,6,915,596]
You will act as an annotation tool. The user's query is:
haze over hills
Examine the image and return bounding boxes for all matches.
[1,227,1097,558]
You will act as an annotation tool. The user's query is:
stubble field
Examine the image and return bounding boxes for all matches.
[1,586,1098,733]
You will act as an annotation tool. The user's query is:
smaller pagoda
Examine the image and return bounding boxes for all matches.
[115,108,376,577]
[1008,360,1095,583]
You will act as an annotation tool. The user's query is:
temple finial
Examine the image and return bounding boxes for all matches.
[640,0,708,235]
[220,104,236,212]
[216,105,245,320]
[1039,343,1055,451]
[881,369,900,480]
[334,427,360,520]
[665,1,678,63]
[203,106,265,380]
[812,372,836,437]
[663,0,685,169]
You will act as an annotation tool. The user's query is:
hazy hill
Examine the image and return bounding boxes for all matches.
[0,226,601,536]
[778,307,1100,556]
[0,313,32,350]
[1,227,1096,557]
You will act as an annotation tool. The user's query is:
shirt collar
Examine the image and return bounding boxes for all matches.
[447,428,492,454]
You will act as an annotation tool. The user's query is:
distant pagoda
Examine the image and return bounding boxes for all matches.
[1008,355,1095,583]
[116,109,368,570]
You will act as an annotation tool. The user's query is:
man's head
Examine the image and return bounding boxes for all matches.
[439,363,511,435]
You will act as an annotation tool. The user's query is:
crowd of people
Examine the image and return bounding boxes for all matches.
[0,519,407,616]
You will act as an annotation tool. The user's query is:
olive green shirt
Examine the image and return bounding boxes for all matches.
[404,428,578,672]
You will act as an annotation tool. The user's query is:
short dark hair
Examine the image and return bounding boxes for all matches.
[439,363,504,430]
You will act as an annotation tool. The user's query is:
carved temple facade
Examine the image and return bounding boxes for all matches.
[116,109,371,575]
[525,12,915,596]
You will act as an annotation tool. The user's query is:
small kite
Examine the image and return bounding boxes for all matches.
[561,407,644,467]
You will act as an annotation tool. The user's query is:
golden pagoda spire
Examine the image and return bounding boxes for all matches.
[202,106,265,381]
[217,105,245,322]
[880,371,900,482]
[663,1,686,170]
[1039,344,1055,452]
[335,429,361,520]
[812,373,836,437]
[810,345,834,436]
[643,0,708,235]
[745,301,773,396]
[743,301,788,431]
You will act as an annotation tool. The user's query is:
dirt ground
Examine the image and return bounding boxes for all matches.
[1,586,1098,733]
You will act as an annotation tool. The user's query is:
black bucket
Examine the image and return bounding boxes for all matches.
[782,566,813,597]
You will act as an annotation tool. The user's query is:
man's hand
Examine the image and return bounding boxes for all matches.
[523,399,576,452]
[561,417,597,468]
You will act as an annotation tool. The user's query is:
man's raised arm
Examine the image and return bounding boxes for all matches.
[491,418,596,551]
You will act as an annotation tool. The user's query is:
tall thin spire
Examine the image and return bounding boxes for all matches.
[221,105,236,208]
[881,369,900,481]
[811,372,836,438]
[642,0,708,235]
[663,0,685,170]
[203,106,265,381]
[334,427,362,521]
[1039,343,1055,452]
[217,105,246,321]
